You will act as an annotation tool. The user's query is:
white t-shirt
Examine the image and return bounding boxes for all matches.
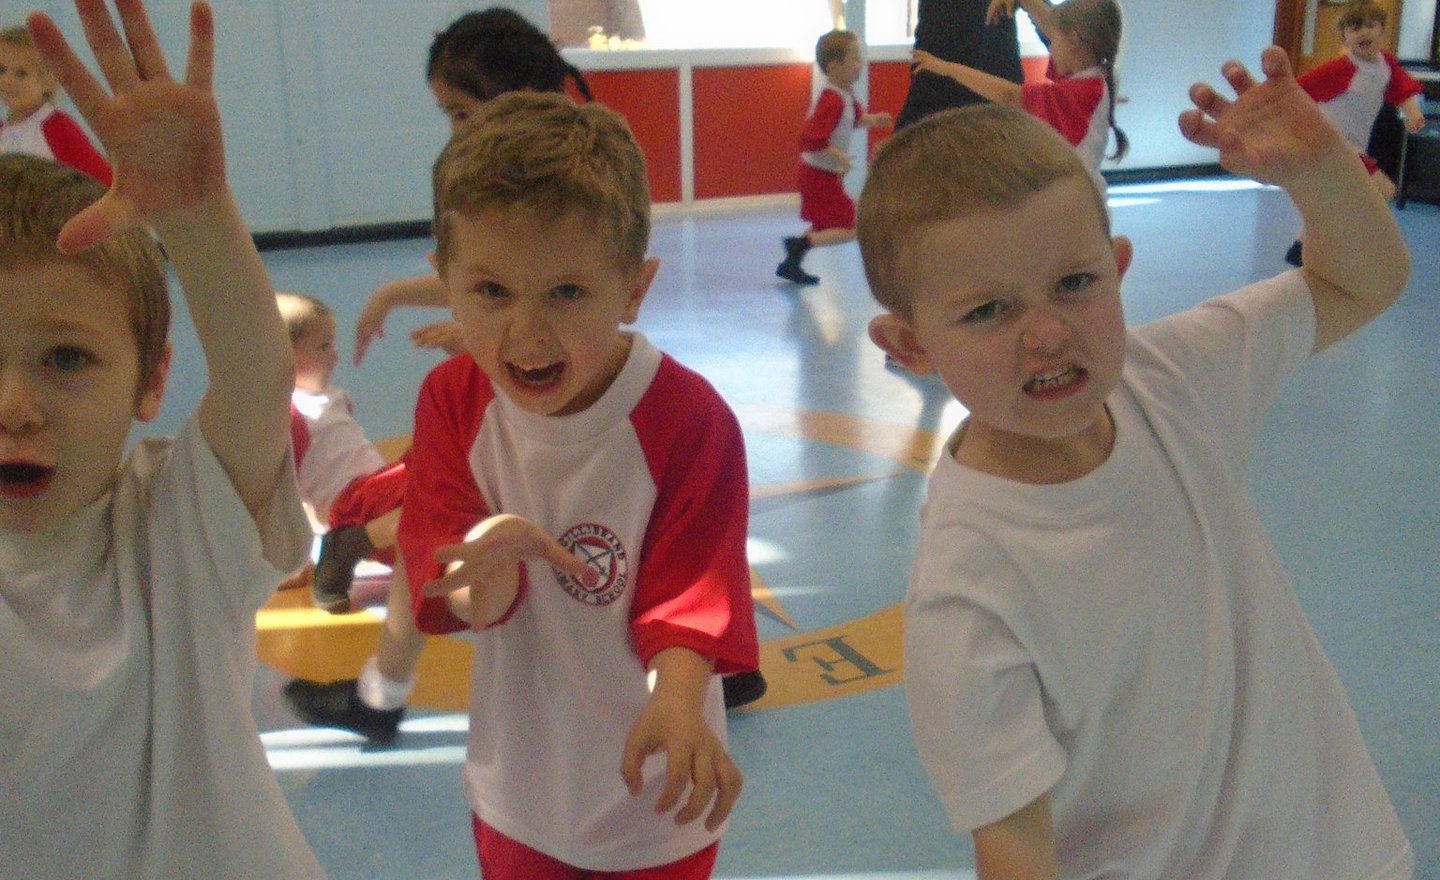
[0,417,324,879]
[293,384,386,524]
[904,271,1412,879]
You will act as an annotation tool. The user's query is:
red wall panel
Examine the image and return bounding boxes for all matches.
[581,69,684,203]
[692,63,814,199]
[867,60,911,155]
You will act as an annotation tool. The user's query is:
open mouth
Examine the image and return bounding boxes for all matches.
[507,362,565,390]
[1025,366,1085,394]
[0,462,55,498]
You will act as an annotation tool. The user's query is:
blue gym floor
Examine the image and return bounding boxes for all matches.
[144,183,1440,879]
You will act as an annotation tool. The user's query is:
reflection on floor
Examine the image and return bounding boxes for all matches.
[146,184,1440,879]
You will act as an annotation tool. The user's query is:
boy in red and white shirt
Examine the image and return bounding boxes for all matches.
[0,25,110,185]
[403,92,759,878]
[1289,0,1425,264]
[777,29,892,285]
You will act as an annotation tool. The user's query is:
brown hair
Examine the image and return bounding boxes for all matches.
[432,91,649,273]
[1051,0,1128,160]
[275,291,333,344]
[857,105,1106,319]
[815,29,859,73]
[0,154,169,396]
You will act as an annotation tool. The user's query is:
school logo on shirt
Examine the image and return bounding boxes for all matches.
[556,522,628,606]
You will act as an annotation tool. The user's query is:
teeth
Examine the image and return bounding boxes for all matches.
[1030,367,1074,388]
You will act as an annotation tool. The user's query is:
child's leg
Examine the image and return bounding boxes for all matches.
[806,227,855,248]
[373,555,426,684]
[313,462,407,612]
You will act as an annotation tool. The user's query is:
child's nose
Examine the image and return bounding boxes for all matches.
[0,369,43,433]
[510,301,552,342]
[1021,309,1070,353]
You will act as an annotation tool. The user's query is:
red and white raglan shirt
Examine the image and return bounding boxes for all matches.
[0,103,112,186]
[1022,62,1110,198]
[399,333,758,871]
[1299,50,1423,163]
[798,83,867,230]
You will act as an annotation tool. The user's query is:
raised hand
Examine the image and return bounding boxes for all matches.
[27,0,224,254]
[1178,45,1346,187]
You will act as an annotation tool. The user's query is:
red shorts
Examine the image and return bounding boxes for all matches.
[327,459,406,566]
[471,814,719,880]
[798,163,855,232]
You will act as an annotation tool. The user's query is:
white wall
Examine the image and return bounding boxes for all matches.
[3,0,1276,233]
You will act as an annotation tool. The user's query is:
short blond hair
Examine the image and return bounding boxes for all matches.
[0,26,57,103]
[816,29,859,72]
[1337,0,1386,31]
[857,105,1107,319]
[432,92,649,273]
[0,154,169,395]
[275,291,332,344]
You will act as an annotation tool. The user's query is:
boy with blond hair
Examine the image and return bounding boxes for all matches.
[401,90,758,878]
[0,24,110,184]
[0,1,323,877]
[861,48,1412,878]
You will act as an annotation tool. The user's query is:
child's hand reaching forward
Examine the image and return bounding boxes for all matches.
[1179,45,1349,188]
[27,0,226,254]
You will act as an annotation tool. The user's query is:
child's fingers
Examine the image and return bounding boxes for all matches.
[183,2,215,92]
[1220,58,1257,97]
[704,757,743,832]
[546,542,600,590]
[55,197,137,255]
[113,0,171,82]
[1258,44,1291,81]
[653,743,694,816]
[73,0,139,93]
[673,753,716,825]
[1176,108,1217,149]
[25,13,108,121]
[619,727,655,796]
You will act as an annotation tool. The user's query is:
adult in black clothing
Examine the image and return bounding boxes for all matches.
[896,0,1024,128]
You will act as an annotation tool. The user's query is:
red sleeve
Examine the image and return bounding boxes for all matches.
[627,359,759,675]
[1297,56,1356,104]
[39,111,112,186]
[800,88,846,152]
[1021,76,1104,147]
[398,356,493,635]
[1382,52,1424,105]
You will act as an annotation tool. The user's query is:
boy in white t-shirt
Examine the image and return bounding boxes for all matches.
[0,2,323,877]
[860,48,1413,878]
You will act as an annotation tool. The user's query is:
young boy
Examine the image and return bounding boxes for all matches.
[0,24,110,184]
[0,2,323,878]
[401,91,758,877]
[777,29,892,285]
[1287,0,1426,264]
[860,48,1413,878]
[277,291,423,745]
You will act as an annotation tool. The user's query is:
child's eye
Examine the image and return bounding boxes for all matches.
[961,300,1005,324]
[46,346,94,372]
[550,283,584,302]
[1057,273,1097,295]
[478,281,508,299]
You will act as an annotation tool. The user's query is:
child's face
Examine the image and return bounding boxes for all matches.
[438,206,657,417]
[1048,30,1093,78]
[292,314,339,393]
[0,43,54,122]
[1340,19,1385,63]
[826,42,863,89]
[870,175,1130,462]
[0,261,167,534]
[430,77,487,136]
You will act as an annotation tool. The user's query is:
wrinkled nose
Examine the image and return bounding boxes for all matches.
[510,301,552,345]
[1021,308,1071,354]
[0,369,43,434]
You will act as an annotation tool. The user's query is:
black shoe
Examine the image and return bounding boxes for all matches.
[282,678,403,746]
[1284,239,1303,266]
[722,670,768,709]
[311,524,374,613]
[777,236,819,285]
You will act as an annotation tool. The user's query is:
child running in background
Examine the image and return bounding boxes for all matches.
[405,91,758,878]
[859,48,1412,878]
[351,7,593,366]
[0,2,324,877]
[915,0,1127,197]
[1288,0,1425,265]
[0,25,110,184]
[777,29,893,285]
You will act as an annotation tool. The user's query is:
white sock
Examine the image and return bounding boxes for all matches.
[356,656,414,711]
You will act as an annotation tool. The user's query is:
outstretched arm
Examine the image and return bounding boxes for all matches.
[354,273,449,364]
[1179,46,1409,351]
[29,0,293,521]
[988,0,1056,41]
[913,49,1023,106]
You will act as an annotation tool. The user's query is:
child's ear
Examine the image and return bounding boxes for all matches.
[868,313,933,375]
[134,342,172,423]
[1112,235,1133,281]
[621,257,660,324]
